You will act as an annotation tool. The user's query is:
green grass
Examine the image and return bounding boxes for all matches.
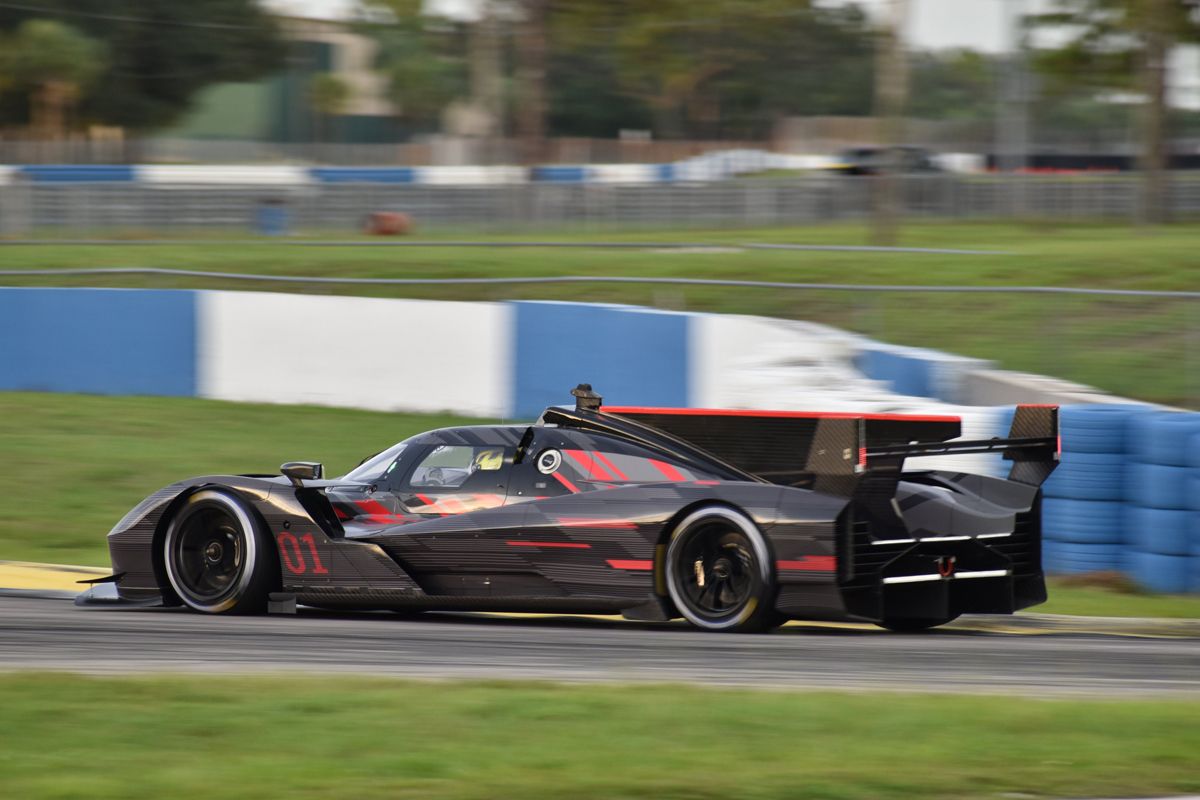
[1041,577,1200,619]
[3,392,1197,618]
[0,673,1197,799]
[0,392,480,566]
[2,221,1199,404]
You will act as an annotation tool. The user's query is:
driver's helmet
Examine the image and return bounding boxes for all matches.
[472,448,503,472]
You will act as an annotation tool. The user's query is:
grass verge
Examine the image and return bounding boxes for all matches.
[0,673,1197,800]
[2,221,1199,404]
[0,391,479,566]
[3,392,1198,618]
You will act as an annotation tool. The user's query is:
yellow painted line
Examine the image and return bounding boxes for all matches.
[0,561,107,592]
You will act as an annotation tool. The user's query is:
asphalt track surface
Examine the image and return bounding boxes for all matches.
[3,595,1198,696]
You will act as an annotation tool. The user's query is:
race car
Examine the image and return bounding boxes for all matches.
[79,385,1059,633]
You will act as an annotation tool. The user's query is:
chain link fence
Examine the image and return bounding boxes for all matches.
[3,173,1200,236]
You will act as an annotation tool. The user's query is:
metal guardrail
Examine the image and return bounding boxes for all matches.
[4,173,1200,234]
[3,266,1199,299]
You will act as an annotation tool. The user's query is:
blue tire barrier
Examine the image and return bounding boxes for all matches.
[1041,499,1125,544]
[1126,463,1194,510]
[1193,514,1200,556]
[1042,541,1124,574]
[1190,433,1200,469]
[1188,475,1200,512]
[1126,507,1194,556]
[1043,452,1126,501]
[1059,404,1145,454]
[1128,550,1193,594]
[1128,411,1200,466]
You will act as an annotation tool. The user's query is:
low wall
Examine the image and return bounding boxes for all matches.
[2,286,1196,592]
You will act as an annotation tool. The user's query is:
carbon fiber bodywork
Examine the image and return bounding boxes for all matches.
[94,401,1058,624]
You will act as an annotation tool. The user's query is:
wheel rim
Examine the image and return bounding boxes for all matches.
[666,508,770,629]
[676,525,755,616]
[171,506,244,602]
[164,492,257,612]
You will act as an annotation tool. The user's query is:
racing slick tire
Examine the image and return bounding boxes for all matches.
[664,506,778,633]
[877,615,959,632]
[163,489,278,614]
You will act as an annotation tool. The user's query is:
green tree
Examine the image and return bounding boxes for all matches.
[0,1,284,133]
[365,0,469,132]
[1026,0,1200,222]
[2,19,106,139]
[310,72,350,143]
[550,0,875,140]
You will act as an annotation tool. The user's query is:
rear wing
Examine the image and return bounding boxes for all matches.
[598,403,1059,494]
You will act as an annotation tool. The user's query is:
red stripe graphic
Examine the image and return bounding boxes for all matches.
[355,499,392,516]
[552,472,579,493]
[776,556,837,572]
[607,559,654,571]
[565,449,614,481]
[507,540,591,549]
[648,459,686,482]
[604,406,961,423]
[592,451,628,481]
[557,517,638,530]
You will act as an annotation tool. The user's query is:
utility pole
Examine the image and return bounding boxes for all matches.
[1138,0,1170,225]
[515,0,549,166]
[469,1,503,162]
[996,0,1031,216]
[871,0,910,247]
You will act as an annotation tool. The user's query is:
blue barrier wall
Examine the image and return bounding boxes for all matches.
[511,301,689,417]
[0,288,196,396]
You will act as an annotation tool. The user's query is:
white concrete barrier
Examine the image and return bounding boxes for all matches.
[197,291,512,417]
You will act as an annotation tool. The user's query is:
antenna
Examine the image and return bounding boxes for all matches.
[570,383,602,412]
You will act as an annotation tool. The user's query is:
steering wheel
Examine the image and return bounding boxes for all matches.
[426,467,445,486]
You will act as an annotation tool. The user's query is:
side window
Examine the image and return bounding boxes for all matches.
[404,445,509,491]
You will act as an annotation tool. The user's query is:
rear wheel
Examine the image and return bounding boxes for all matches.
[163,489,276,614]
[665,507,777,633]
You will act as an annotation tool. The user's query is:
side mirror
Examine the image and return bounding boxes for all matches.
[281,461,324,487]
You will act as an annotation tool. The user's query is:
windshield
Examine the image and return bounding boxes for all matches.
[343,442,407,482]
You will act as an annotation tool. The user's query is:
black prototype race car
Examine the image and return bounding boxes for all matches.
[80,386,1060,633]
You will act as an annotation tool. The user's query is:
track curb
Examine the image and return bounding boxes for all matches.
[3,560,1197,637]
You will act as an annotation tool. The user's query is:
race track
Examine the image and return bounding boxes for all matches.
[2,595,1197,696]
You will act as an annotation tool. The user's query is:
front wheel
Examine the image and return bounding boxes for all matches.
[664,506,778,633]
[163,489,277,614]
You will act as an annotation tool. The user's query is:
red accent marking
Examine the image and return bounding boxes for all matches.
[565,449,614,481]
[354,499,392,517]
[694,479,719,485]
[592,451,628,481]
[648,459,686,482]
[298,533,329,575]
[552,472,579,493]
[333,506,352,521]
[603,406,961,423]
[415,493,435,506]
[438,496,470,515]
[607,559,653,571]
[506,540,591,549]
[858,447,867,469]
[776,556,837,572]
[276,532,306,575]
[473,493,504,508]
[557,517,638,530]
